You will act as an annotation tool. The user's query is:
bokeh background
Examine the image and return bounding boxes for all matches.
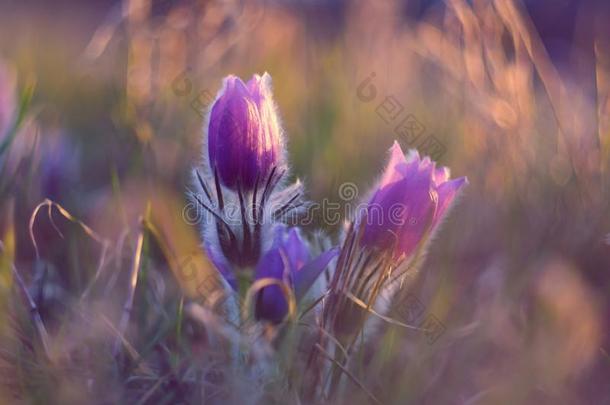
[1,0,610,403]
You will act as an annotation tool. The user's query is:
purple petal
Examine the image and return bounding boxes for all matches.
[204,241,237,289]
[246,72,270,106]
[293,248,339,300]
[254,225,314,323]
[433,166,450,185]
[284,228,310,270]
[378,141,408,188]
[361,179,410,251]
[393,171,437,258]
[249,73,281,177]
[254,248,291,323]
[362,154,438,257]
[432,176,468,228]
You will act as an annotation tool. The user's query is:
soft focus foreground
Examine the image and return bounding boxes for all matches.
[1,0,610,404]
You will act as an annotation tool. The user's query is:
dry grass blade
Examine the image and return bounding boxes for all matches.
[101,315,154,376]
[493,0,575,153]
[297,292,327,320]
[29,198,108,260]
[494,0,564,103]
[314,343,381,405]
[134,373,171,405]
[10,263,51,358]
[344,291,426,332]
[242,278,297,323]
[80,241,110,301]
[138,191,221,302]
[594,38,610,177]
[298,322,349,360]
[113,220,144,356]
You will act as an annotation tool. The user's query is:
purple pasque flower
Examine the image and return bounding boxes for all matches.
[194,73,304,275]
[207,72,283,191]
[321,141,466,340]
[254,226,338,323]
[360,141,467,260]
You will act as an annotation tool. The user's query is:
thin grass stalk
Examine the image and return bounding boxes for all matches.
[10,263,51,358]
[113,219,144,356]
[314,344,381,405]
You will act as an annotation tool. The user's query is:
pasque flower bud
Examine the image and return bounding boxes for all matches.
[194,73,305,286]
[207,73,283,191]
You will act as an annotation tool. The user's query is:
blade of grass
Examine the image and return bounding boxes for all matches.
[113,219,144,356]
[29,199,107,260]
[10,263,51,359]
[0,80,35,158]
[314,343,381,405]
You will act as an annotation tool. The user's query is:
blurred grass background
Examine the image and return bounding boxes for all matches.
[1,0,610,403]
